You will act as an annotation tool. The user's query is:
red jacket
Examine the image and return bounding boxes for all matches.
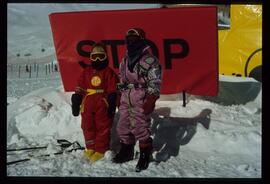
[75,66,118,113]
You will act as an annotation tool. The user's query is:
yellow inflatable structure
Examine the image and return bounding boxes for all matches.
[166,4,262,81]
[218,5,262,81]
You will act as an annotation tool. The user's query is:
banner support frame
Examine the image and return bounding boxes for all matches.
[182,91,186,107]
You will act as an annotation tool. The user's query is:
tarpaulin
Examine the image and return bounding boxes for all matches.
[49,7,218,95]
[218,5,262,80]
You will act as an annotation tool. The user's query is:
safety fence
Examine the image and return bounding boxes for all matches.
[7,62,59,79]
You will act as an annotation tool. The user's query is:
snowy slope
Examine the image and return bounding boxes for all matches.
[7,4,159,63]
[6,75,261,177]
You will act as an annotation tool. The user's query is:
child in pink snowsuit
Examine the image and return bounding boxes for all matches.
[113,28,162,172]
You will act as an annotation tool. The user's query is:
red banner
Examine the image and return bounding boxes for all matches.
[49,7,218,95]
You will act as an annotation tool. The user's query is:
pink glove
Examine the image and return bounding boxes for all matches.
[143,94,159,115]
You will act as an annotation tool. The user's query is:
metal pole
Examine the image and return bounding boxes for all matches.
[29,65,32,78]
[182,91,186,107]
[18,65,21,78]
[36,65,39,78]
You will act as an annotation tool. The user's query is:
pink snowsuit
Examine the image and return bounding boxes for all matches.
[117,46,162,145]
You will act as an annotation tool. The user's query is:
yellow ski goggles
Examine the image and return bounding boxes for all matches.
[90,52,107,62]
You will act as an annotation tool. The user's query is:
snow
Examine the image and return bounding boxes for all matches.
[7,3,261,178]
[7,73,261,177]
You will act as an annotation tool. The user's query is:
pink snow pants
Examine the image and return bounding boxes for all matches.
[117,88,151,145]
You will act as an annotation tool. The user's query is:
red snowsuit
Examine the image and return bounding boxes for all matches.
[75,66,118,153]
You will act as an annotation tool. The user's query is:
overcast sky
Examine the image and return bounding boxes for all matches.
[7,3,160,59]
[8,3,160,27]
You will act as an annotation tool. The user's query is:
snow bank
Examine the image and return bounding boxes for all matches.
[7,86,84,145]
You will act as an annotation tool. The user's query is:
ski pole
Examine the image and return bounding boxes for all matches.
[7,139,74,152]
[7,150,68,165]
[7,146,47,152]
[7,142,85,165]
[56,139,73,148]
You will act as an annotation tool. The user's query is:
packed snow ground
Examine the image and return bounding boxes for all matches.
[7,73,261,177]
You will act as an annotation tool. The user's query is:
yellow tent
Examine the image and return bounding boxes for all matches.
[165,4,262,81]
[218,5,262,81]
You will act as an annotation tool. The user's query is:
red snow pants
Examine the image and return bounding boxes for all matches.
[81,94,112,154]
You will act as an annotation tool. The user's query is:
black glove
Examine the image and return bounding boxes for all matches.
[107,92,117,118]
[71,93,83,116]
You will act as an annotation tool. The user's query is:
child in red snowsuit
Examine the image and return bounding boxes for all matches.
[71,43,118,162]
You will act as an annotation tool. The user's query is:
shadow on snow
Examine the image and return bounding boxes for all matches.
[151,107,212,163]
[110,107,212,163]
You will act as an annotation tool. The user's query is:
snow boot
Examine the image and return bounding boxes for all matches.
[83,149,95,159]
[112,143,134,163]
[89,152,104,162]
[135,138,153,172]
